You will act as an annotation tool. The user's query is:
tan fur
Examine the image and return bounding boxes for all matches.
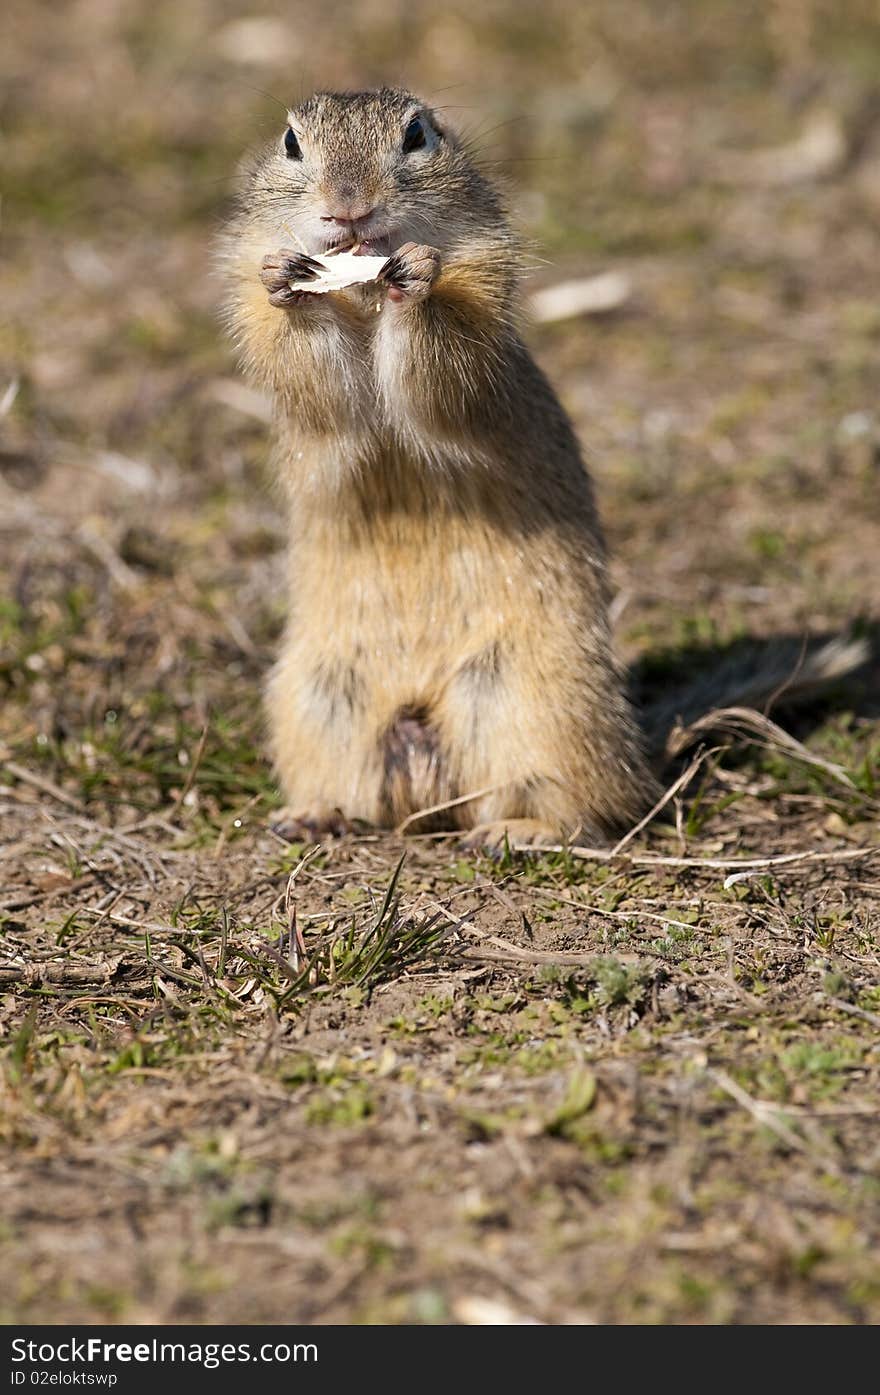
[217,88,655,843]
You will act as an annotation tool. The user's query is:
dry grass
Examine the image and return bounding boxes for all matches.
[2,0,880,1325]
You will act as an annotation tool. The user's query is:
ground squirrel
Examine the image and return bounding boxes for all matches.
[217,88,861,849]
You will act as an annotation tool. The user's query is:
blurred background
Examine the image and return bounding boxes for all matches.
[2,0,879,797]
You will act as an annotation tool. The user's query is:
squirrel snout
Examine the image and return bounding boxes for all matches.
[322,186,379,227]
[323,206,379,228]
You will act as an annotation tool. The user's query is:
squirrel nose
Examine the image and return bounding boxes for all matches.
[320,204,377,226]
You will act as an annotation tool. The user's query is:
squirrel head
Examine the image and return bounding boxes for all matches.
[245,87,505,256]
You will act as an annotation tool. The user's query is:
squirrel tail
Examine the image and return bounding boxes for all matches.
[639,634,870,763]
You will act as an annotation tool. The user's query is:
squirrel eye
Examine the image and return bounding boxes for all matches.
[403,117,427,152]
[284,128,302,160]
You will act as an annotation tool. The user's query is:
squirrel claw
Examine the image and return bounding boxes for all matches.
[270,807,355,841]
[261,248,323,302]
[379,242,441,301]
[460,819,562,858]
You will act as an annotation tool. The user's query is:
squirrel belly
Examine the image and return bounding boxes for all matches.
[262,425,653,841]
[219,88,656,842]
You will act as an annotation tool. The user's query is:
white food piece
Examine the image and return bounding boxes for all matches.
[288,250,390,294]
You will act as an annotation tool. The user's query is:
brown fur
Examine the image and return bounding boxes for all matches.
[217,88,655,844]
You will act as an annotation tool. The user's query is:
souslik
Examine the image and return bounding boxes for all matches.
[218,87,865,849]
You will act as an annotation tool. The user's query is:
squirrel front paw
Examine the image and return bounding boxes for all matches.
[380,242,441,302]
[260,248,323,307]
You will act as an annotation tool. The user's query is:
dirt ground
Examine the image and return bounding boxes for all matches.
[2,0,880,1324]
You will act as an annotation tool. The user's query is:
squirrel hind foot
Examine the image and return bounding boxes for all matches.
[460,818,564,858]
[270,807,355,842]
